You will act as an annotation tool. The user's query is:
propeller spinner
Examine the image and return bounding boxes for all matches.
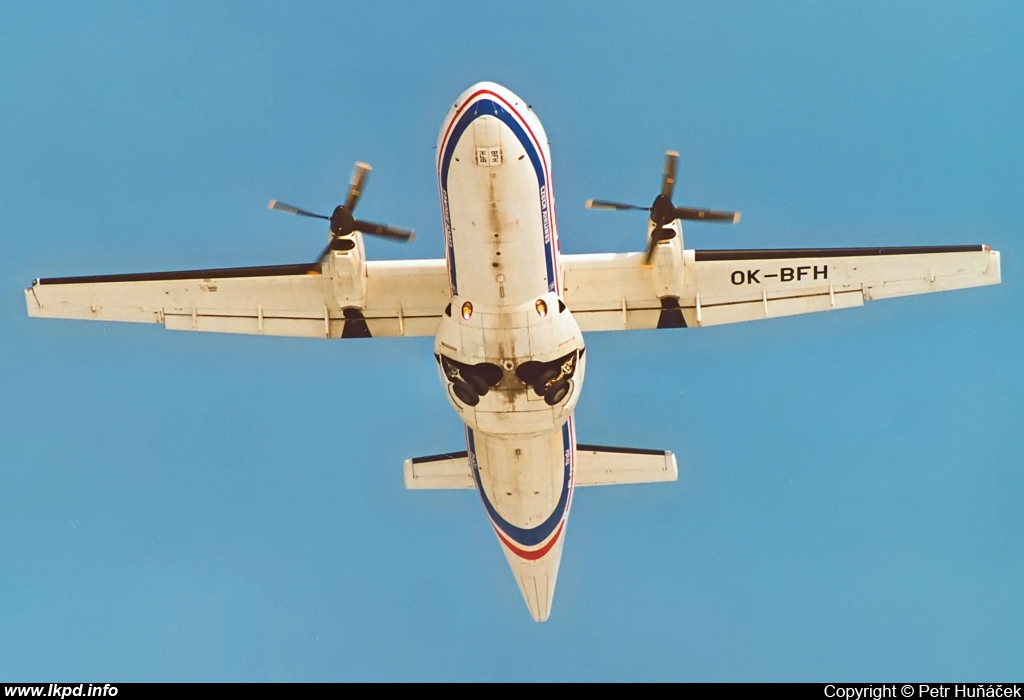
[268,161,414,260]
[587,151,739,266]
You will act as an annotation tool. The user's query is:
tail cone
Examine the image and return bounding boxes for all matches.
[499,529,566,623]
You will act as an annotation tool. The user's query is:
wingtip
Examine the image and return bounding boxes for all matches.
[585,199,594,209]
[355,161,372,171]
[733,212,741,224]
[666,150,679,157]
[267,199,277,210]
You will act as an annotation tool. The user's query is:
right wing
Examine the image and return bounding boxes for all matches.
[562,244,1000,331]
[26,257,450,339]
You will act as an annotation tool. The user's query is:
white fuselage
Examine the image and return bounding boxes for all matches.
[433,83,584,621]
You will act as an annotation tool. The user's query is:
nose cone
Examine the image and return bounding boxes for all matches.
[437,81,535,154]
[498,526,567,623]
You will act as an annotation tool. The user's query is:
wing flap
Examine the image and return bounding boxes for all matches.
[696,288,864,327]
[162,311,332,338]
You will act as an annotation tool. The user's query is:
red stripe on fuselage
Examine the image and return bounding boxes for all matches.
[494,520,565,561]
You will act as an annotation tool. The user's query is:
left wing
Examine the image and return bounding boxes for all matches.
[26,256,450,339]
[562,244,1001,331]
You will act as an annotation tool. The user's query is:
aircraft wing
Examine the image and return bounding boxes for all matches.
[25,257,450,339]
[562,244,1000,331]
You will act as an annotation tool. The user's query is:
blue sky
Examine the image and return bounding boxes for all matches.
[1,0,1021,681]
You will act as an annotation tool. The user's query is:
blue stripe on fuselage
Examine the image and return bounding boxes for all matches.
[466,423,572,548]
[439,97,556,296]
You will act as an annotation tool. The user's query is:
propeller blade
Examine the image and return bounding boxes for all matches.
[344,162,372,212]
[586,199,649,212]
[267,200,330,220]
[314,236,361,264]
[643,227,677,267]
[642,235,658,268]
[352,219,415,242]
[661,151,678,199]
[672,207,740,223]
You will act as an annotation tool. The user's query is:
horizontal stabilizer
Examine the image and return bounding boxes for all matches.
[575,444,677,486]
[404,451,472,490]
[403,444,677,490]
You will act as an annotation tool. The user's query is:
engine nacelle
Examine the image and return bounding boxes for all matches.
[433,291,585,437]
[326,232,367,306]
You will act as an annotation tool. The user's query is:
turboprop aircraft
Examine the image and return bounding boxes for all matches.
[25,82,1002,622]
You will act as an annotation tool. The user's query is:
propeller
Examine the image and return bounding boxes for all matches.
[268,161,414,260]
[587,151,740,266]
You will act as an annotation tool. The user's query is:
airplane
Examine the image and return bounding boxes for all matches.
[24,81,1002,622]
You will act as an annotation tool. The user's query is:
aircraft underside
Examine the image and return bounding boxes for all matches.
[434,83,583,621]
[25,81,1001,623]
